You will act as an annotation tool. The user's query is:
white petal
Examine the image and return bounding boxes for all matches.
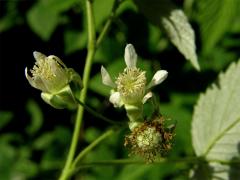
[101,66,116,88]
[25,67,48,92]
[109,91,122,107]
[25,67,37,88]
[142,92,153,104]
[33,51,46,62]
[124,44,137,68]
[147,70,168,89]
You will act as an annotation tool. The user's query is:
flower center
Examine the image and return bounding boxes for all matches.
[136,127,161,149]
[31,58,56,80]
[116,67,146,104]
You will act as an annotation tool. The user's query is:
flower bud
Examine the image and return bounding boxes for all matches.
[25,52,82,109]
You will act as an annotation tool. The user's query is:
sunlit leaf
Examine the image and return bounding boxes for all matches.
[161,9,199,70]
[134,0,200,70]
[192,60,240,178]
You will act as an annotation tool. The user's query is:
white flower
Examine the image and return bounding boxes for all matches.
[101,44,168,107]
[25,51,82,109]
[25,51,69,94]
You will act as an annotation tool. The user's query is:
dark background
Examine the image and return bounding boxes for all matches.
[0,0,239,179]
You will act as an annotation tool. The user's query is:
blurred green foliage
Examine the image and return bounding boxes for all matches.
[1,0,240,179]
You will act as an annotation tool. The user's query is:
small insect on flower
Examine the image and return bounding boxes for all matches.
[25,51,82,109]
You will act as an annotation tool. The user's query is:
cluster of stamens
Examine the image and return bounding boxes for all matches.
[31,59,55,80]
[116,67,146,104]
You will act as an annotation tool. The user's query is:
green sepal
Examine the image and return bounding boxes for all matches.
[125,103,143,123]
[67,68,83,99]
[41,85,77,110]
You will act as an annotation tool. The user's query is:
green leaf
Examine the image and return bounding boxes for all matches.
[83,129,118,180]
[0,111,13,130]
[84,127,101,143]
[0,1,22,32]
[93,0,115,30]
[116,0,137,15]
[32,132,54,150]
[196,0,238,54]
[161,93,196,155]
[134,0,200,70]
[27,2,59,41]
[0,143,16,180]
[116,163,185,180]
[14,159,38,178]
[40,127,71,170]
[25,99,43,135]
[41,0,80,12]
[192,60,240,178]
[161,9,199,71]
[117,164,152,180]
[27,0,79,40]
[64,30,87,54]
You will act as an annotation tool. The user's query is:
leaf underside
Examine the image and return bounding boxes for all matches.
[134,0,200,70]
[192,60,240,178]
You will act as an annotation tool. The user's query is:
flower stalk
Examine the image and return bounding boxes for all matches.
[59,0,96,179]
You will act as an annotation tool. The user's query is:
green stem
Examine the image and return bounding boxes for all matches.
[80,156,199,166]
[70,157,200,174]
[59,0,96,180]
[75,99,124,125]
[71,129,114,168]
[96,0,120,47]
